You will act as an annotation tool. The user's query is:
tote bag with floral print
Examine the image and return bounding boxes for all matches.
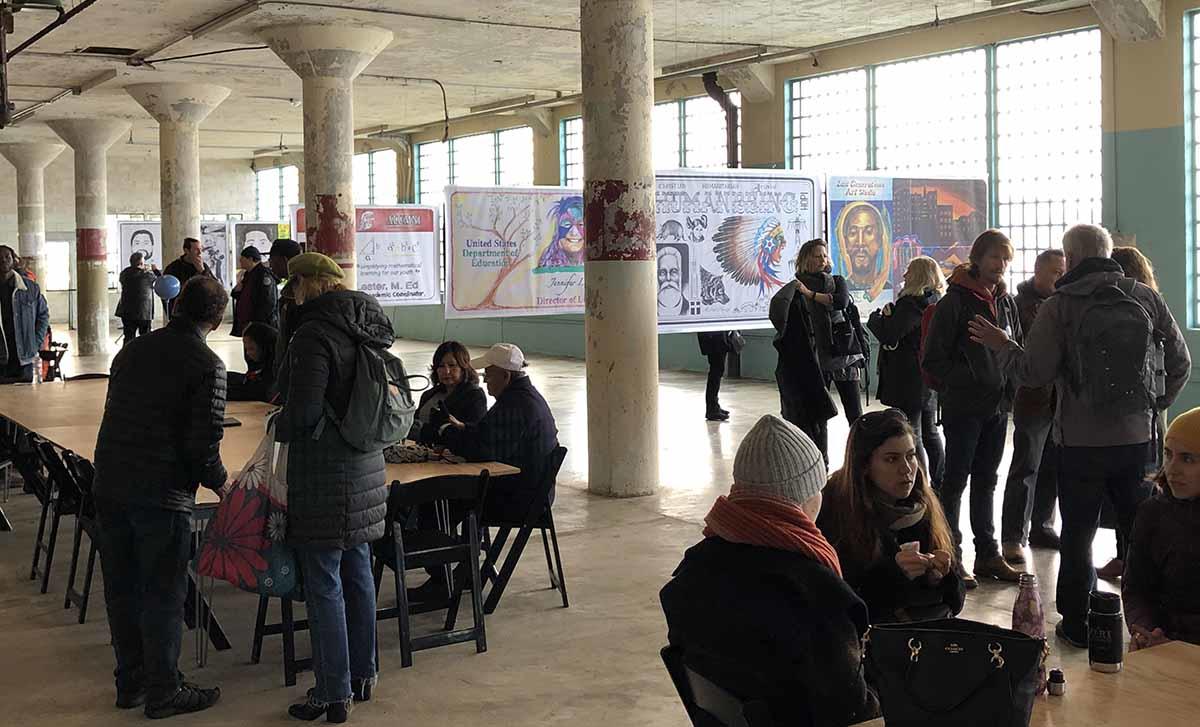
[198,416,301,599]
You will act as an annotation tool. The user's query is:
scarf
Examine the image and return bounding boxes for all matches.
[703,493,843,577]
[870,490,927,531]
[947,265,1001,320]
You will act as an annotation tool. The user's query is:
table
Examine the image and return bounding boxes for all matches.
[860,640,1200,726]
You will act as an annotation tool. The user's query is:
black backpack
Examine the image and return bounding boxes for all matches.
[1070,278,1158,416]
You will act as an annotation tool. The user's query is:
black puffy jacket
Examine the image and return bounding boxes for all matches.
[276,289,394,550]
[867,290,939,413]
[93,319,228,512]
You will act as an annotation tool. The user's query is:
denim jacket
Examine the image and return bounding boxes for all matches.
[2,272,50,366]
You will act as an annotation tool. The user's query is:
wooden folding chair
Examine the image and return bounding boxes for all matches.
[61,453,100,623]
[31,440,80,594]
[250,594,311,686]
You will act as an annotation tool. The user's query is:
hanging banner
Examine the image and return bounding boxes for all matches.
[293,206,441,306]
[828,175,988,307]
[118,222,162,271]
[201,221,232,289]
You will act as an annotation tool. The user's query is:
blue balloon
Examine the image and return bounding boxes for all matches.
[154,274,181,300]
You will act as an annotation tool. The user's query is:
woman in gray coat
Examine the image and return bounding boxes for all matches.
[275,253,393,723]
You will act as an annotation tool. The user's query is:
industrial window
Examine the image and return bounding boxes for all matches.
[560,116,583,186]
[414,126,535,206]
[650,93,742,171]
[786,27,1102,286]
[1191,12,1200,324]
[254,164,299,223]
[498,127,535,186]
[415,140,451,211]
[352,150,399,206]
[352,153,371,206]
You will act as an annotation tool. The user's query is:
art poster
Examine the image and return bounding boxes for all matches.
[118,222,162,270]
[201,221,232,289]
[828,176,988,307]
[654,170,821,333]
[293,206,441,306]
[445,186,584,318]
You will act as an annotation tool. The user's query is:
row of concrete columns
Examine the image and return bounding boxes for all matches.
[0,5,658,497]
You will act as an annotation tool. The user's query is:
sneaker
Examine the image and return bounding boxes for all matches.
[953,560,978,590]
[1002,542,1026,565]
[1028,527,1061,550]
[144,683,220,720]
[289,690,352,723]
[974,554,1024,582]
[115,688,146,709]
[1055,620,1088,649]
[1096,558,1124,580]
[352,676,376,703]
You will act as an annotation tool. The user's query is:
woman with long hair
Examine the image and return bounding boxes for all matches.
[410,340,487,445]
[867,256,946,487]
[227,321,278,402]
[1112,246,1159,291]
[818,408,965,623]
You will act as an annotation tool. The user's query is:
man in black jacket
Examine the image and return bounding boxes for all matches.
[162,237,215,319]
[93,276,229,719]
[268,238,301,378]
[116,252,160,345]
[230,246,278,336]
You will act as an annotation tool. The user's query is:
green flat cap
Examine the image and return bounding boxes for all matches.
[288,252,344,280]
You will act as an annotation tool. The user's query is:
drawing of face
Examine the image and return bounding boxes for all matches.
[844,207,881,279]
[555,200,584,256]
[131,230,155,263]
[244,230,270,249]
[657,247,683,312]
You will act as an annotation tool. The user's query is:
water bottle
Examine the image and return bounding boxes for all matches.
[1088,591,1124,673]
[1012,573,1046,694]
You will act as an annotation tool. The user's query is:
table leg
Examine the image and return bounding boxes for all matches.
[187,508,230,654]
[0,504,11,532]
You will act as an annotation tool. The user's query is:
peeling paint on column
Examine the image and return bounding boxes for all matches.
[312,193,355,264]
[77,228,106,261]
[584,179,656,261]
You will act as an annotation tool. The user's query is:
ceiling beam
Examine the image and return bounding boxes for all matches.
[516,108,554,138]
[718,63,774,103]
[1089,0,1164,42]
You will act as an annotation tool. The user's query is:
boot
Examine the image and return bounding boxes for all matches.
[974,553,1024,582]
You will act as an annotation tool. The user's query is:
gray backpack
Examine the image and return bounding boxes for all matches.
[321,344,421,452]
[1070,278,1160,416]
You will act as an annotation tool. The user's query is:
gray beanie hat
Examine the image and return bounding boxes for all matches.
[731,414,826,506]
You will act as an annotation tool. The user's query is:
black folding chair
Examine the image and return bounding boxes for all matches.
[660,645,776,727]
[30,441,81,594]
[479,446,569,615]
[250,594,311,686]
[373,471,490,668]
[61,453,100,623]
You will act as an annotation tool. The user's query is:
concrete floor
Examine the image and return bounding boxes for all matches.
[0,328,1119,725]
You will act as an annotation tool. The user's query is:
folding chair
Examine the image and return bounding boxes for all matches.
[61,453,100,623]
[31,441,81,594]
[19,433,54,582]
[250,594,311,686]
[660,645,776,727]
[373,471,489,668]
[479,446,568,615]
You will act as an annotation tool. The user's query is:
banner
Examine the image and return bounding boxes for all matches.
[655,170,820,333]
[828,175,988,307]
[445,186,584,318]
[201,222,232,289]
[293,206,441,306]
[118,222,162,271]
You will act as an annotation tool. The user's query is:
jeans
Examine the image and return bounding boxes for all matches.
[832,378,863,425]
[1000,409,1059,546]
[1055,444,1153,629]
[121,318,151,346]
[95,499,191,702]
[938,410,1009,560]
[705,352,725,415]
[902,391,944,488]
[298,543,377,704]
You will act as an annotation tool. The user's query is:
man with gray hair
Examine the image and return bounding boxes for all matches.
[969,223,1190,649]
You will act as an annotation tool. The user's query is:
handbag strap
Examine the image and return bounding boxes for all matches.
[901,658,1012,716]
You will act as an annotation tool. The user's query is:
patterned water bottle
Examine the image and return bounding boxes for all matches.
[1012,573,1047,695]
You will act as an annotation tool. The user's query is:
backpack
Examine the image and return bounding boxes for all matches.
[321,344,421,452]
[918,302,940,390]
[1071,278,1158,416]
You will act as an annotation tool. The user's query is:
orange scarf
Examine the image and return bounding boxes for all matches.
[703,493,843,577]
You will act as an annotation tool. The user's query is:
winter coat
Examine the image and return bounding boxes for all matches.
[697,331,732,357]
[275,277,298,381]
[817,507,965,624]
[921,268,1022,417]
[411,382,488,446]
[116,265,158,322]
[770,281,837,422]
[798,272,865,377]
[995,257,1191,447]
[660,537,880,727]
[1012,280,1054,417]
[276,289,395,550]
[230,263,279,336]
[162,257,215,319]
[93,319,227,513]
[1123,492,1200,646]
[867,290,939,413]
[0,271,49,367]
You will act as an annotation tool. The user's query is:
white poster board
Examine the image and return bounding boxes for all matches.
[118,222,162,271]
[292,206,441,306]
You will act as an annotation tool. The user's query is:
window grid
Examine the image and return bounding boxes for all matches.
[254,165,299,224]
[790,69,869,171]
[1188,11,1200,324]
[560,116,583,186]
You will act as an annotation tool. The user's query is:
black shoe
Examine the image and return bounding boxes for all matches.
[705,411,730,422]
[290,691,352,723]
[144,683,220,719]
[115,688,146,709]
[1055,620,1088,649]
[406,577,450,604]
[352,676,375,703]
[718,407,729,416]
[1029,528,1061,550]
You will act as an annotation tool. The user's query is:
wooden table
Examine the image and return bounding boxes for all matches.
[860,640,1200,726]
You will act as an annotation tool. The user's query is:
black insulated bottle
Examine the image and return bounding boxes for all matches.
[1088,590,1124,673]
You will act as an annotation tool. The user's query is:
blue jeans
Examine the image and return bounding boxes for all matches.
[298,543,377,703]
[902,390,944,489]
[938,410,1008,560]
[1055,444,1152,630]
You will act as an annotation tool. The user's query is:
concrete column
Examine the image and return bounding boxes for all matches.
[0,142,66,283]
[260,24,393,287]
[125,83,230,253]
[46,118,129,356]
[581,0,659,497]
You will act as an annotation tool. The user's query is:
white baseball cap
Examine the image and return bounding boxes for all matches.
[470,343,527,372]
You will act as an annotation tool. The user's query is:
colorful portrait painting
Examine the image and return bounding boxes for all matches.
[535,194,585,271]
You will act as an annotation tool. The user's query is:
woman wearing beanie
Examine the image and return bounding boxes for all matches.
[817,409,965,624]
[1123,407,1200,651]
[660,415,879,726]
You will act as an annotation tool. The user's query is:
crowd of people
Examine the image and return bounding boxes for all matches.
[662,222,1200,724]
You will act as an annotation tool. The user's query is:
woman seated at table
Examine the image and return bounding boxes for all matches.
[227,322,277,403]
[818,408,965,624]
[409,340,487,446]
[1124,407,1200,651]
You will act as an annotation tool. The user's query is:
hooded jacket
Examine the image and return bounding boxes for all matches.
[276,289,395,549]
[867,289,939,413]
[995,257,1190,448]
[921,266,1022,417]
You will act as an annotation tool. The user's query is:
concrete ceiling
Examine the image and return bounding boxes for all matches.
[0,1,1039,160]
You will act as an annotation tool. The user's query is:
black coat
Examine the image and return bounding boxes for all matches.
[770,281,837,422]
[162,257,215,319]
[411,382,488,446]
[275,277,298,381]
[1123,493,1200,645]
[93,319,227,512]
[230,263,279,336]
[660,537,880,727]
[116,265,159,322]
[276,289,395,550]
[697,331,731,357]
[817,509,966,625]
[867,290,939,413]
